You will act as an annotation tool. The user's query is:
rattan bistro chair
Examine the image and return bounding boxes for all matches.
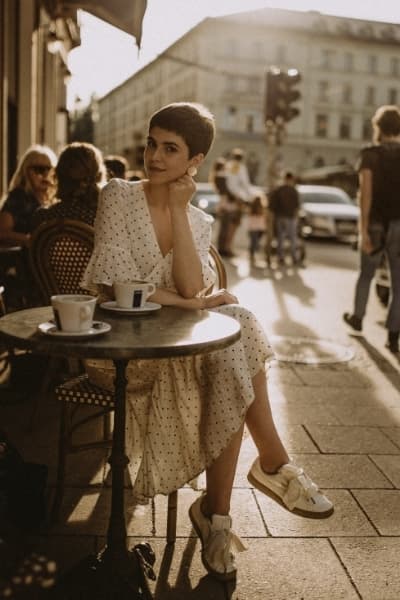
[30,219,227,541]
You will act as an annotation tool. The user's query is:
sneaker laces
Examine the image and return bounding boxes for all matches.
[280,465,320,511]
[206,515,247,574]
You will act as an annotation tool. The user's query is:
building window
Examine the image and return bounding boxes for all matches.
[321,49,334,69]
[367,55,378,74]
[344,52,354,71]
[388,88,398,104]
[342,83,353,104]
[318,81,329,102]
[339,116,351,139]
[365,86,375,106]
[248,76,260,94]
[224,105,237,129]
[316,114,328,138]
[246,115,255,133]
[362,118,372,141]
[276,44,287,64]
[225,76,236,92]
[390,57,399,76]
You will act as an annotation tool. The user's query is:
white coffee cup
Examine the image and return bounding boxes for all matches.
[51,294,97,333]
[113,281,156,309]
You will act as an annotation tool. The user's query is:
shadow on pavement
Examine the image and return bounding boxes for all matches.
[350,334,400,391]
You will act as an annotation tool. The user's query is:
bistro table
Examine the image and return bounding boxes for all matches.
[0,304,241,599]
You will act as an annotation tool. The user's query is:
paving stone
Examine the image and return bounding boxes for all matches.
[370,454,400,487]
[292,367,370,388]
[272,400,341,425]
[233,538,358,599]
[49,487,152,537]
[332,537,400,600]
[154,487,266,539]
[380,426,400,449]
[306,425,400,454]
[289,454,393,488]
[255,489,377,537]
[327,399,400,427]
[352,489,400,535]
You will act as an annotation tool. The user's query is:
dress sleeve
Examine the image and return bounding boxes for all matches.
[189,207,217,293]
[81,180,142,291]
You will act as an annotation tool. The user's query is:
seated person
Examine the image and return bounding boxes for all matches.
[82,102,334,583]
[32,142,106,229]
[0,145,56,247]
[104,154,129,180]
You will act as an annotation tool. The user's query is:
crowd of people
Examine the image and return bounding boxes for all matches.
[0,100,398,583]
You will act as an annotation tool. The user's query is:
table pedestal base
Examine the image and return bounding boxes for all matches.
[52,545,154,600]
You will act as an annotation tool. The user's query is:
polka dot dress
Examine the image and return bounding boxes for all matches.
[82,180,274,499]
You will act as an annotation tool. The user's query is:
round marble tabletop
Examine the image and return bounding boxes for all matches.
[0,305,241,360]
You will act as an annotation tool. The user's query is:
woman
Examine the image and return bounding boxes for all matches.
[0,145,56,246]
[32,142,106,229]
[83,103,333,582]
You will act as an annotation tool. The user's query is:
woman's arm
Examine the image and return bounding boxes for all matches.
[98,283,238,310]
[358,168,373,254]
[0,212,30,246]
[168,175,204,298]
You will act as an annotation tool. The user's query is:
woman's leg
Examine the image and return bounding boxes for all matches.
[203,423,244,516]
[245,369,289,472]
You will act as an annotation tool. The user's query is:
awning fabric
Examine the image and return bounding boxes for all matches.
[43,0,147,47]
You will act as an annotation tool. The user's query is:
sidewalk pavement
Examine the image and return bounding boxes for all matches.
[1,330,399,599]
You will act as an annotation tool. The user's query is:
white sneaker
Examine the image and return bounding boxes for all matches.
[248,458,334,519]
[189,495,246,581]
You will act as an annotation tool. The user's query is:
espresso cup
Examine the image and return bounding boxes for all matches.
[51,294,97,333]
[113,281,156,309]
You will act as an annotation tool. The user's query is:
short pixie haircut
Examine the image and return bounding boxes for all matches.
[148,102,215,158]
[372,105,400,142]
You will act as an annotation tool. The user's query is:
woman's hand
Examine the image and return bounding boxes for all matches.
[168,174,196,211]
[201,289,239,309]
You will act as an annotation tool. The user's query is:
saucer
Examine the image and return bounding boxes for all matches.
[38,321,111,338]
[99,301,162,315]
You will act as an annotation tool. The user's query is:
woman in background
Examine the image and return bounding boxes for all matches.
[0,145,56,246]
[32,142,106,228]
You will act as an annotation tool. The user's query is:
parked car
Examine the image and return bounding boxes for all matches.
[297,184,359,241]
[191,182,219,217]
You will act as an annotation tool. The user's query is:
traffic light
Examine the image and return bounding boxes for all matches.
[265,67,301,123]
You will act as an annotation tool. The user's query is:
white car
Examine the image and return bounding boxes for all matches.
[298,184,359,241]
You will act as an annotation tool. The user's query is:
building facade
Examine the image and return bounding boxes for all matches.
[0,0,81,196]
[94,7,400,188]
[0,0,147,197]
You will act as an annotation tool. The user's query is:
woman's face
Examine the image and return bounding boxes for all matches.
[26,157,54,196]
[144,127,197,184]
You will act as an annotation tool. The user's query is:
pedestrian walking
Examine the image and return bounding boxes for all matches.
[269,172,300,265]
[247,194,267,262]
[343,105,400,353]
[222,148,254,257]
[82,102,333,583]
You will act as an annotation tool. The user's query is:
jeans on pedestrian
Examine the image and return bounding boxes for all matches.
[248,230,264,256]
[276,217,298,261]
[354,219,400,331]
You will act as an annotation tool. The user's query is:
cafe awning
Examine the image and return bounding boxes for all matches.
[43,0,147,47]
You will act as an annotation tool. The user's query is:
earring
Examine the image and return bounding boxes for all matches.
[187,166,197,177]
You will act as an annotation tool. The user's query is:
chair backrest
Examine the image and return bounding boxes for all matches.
[29,220,227,305]
[29,219,94,305]
[208,243,227,291]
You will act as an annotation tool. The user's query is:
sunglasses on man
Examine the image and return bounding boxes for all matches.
[30,165,53,176]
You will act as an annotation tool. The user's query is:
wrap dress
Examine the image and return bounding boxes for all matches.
[82,179,273,499]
